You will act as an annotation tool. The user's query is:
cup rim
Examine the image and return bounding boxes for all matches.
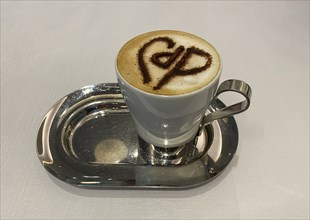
[115,29,222,98]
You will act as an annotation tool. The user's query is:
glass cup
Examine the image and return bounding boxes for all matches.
[115,30,251,149]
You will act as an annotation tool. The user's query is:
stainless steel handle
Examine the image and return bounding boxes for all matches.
[198,79,252,135]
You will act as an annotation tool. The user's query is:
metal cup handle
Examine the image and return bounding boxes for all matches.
[198,79,252,135]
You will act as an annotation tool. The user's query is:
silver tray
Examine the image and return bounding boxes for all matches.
[37,83,239,189]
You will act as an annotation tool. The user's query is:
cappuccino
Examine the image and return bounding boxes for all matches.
[117,30,221,95]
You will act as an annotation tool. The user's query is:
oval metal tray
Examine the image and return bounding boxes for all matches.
[37,83,238,189]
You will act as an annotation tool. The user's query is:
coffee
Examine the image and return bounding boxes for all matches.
[117,30,221,95]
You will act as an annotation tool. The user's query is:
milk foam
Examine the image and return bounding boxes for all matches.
[117,30,221,95]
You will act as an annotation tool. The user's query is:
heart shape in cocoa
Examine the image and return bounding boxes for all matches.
[138,37,213,90]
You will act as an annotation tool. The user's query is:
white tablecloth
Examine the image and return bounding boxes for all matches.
[1,1,309,219]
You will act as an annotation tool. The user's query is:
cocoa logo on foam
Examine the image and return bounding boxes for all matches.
[138,37,213,90]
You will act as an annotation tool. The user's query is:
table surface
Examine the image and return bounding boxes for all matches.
[1,1,309,219]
